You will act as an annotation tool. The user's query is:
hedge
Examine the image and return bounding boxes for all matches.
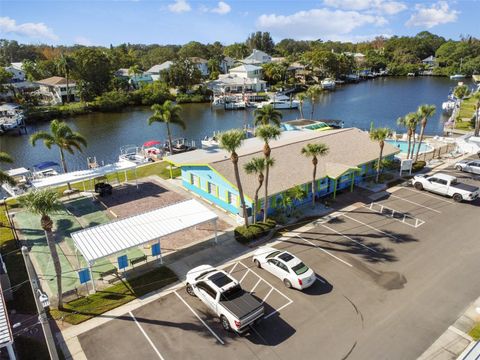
[234,219,276,244]
[412,161,426,172]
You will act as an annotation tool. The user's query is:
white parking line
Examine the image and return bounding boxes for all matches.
[262,288,274,304]
[342,214,401,242]
[264,301,293,320]
[239,270,250,283]
[174,291,225,345]
[389,194,441,213]
[400,187,454,204]
[320,223,378,253]
[294,235,353,268]
[251,279,262,292]
[129,311,166,360]
[228,262,239,275]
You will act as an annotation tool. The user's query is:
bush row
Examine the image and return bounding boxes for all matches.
[234,219,276,244]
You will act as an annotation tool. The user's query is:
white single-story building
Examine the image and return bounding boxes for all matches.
[36,76,78,105]
[241,49,271,66]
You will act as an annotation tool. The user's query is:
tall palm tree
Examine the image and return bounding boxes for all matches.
[370,127,392,183]
[306,85,322,119]
[148,100,186,155]
[218,130,249,226]
[0,152,15,186]
[243,157,274,224]
[56,53,74,103]
[301,143,329,207]
[19,189,64,308]
[296,92,307,119]
[253,104,282,127]
[255,125,281,222]
[30,120,87,189]
[415,104,436,162]
[397,112,418,160]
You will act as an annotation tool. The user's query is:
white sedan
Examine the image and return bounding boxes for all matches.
[252,247,316,290]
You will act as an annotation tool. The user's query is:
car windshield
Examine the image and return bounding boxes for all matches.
[220,285,244,301]
[292,262,309,275]
[266,250,281,258]
[209,272,233,288]
[195,269,216,281]
[278,252,294,262]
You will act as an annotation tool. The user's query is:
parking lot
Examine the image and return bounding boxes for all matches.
[77,160,480,360]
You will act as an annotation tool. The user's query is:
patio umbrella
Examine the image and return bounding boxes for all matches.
[143,140,161,147]
[33,161,60,170]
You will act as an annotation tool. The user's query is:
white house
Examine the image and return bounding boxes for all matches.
[146,61,174,81]
[189,57,209,77]
[241,49,272,65]
[36,76,78,104]
[208,74,266,93]
[229,64,263,80]
[4,65,25,82]
[220,56,236,74]
[422,55,436,67]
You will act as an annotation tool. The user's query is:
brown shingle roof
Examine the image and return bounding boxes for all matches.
[37,76,74,86]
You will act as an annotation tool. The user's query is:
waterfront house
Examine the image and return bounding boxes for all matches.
[114,68,130,78]
[241,49,272,66]
[129,73,153,89]
[146,61,174,81]
[165,128,399,223]
[4,64,25,82]
[220,56,236,74]
[208,74,267,93]
[36,76,77,104]
[422,56,437,68]
[189,57,209,77]
[229,64,263,80]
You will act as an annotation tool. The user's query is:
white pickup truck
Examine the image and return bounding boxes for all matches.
[412,173,480,202]
[186,265,264,333]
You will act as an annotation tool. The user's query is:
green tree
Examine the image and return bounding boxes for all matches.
[164,58,201,91]
[262,62,287,85]
[473,92,480,137]
[287,185,307,214]
[397,112,419,159]
[415,104,436,162]
[56,53,75,103]
[178,41,209,59]
[255,125,281,222]
[218,130,249,226]
[0,152,15,187]
[301,143,329,207]
[254,104,282,127]
[296,92,307,119]
[246,32,274,54]
[147,100,186,155]
[30,120,88,189]
[19,189,64,308]
[306,85,322,119]
[223,43,249,59]
[244,157,274,224]
[453,84,469,100]
[0,67,12,93]
[369,127,392,183]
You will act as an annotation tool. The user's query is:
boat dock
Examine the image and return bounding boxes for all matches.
[0,104,27,135]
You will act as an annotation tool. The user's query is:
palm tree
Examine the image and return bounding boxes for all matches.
[56,54,74,103]
[287,185,307,214]
[415,104,436,162]
[30,120,87,189]
[244,157,275,224]
[301,143,329,207]
[148,100,186,155]
[218,130,249,226]
[370,127,392,183]
[0,152,15,187]
[296,92,307,119]
[472,92,480,137]
[253,104,282,127]
[397,112,418,160]
[255,125,281,222]
[19,189,64,308]
[306,85,322,119]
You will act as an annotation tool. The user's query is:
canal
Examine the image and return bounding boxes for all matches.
[0,77,466,170]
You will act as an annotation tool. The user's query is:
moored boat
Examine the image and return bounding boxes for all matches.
[321,78,336,90]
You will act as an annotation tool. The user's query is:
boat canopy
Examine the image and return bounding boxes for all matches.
[143,140,161,147]
[33,161,60,170]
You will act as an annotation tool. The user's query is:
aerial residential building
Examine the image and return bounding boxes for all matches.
[241,49,272,66]
[189,57,209,77]
[146,61,174,81]
[229,64,263,79]
[422,55,437,68]
[36,76,77,104]
[208,63,266,93]
[4,64,25,82]
[165,127,399,223]
[220,56,236,74]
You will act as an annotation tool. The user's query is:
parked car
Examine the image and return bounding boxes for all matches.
[186,265,264,333]
[412,173,480,202]
[455,159,480,174]
[252,247,316,290]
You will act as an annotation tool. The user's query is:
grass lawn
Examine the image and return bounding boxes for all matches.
[456,97,477,130]
[54,161,181,195]
[469,323,480,340]
[49,266,178,325]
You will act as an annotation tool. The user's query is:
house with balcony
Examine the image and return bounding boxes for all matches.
[241,49,272,66]
[36,76,78,104]
[165,128,399,223]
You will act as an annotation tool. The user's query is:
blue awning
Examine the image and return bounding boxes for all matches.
[33,161,60,170]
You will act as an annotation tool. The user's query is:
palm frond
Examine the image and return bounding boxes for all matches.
[255,125,281,142]
[0,171,16,187]
[18,189,63,216]
[218,129,245,153]
[30,131,54,147]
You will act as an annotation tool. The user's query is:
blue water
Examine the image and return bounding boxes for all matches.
[385,139,432,154]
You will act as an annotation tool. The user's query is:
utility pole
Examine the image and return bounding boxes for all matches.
[21,246,59,360]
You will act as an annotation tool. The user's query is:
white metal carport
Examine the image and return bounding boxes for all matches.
[71,199,219,292]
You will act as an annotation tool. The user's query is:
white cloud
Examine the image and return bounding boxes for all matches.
[257,8,387,40]
[406,1,459,28]
[324,0,407,15]
[0,16,58,41]
[168,0,191,13]
[74,36,93,46]
[211,1,231,15]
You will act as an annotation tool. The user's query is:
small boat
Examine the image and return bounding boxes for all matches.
[407,73,416,77]
[1,167,33,197]
[334,79,345,85]
[321,78,336,90]
[224,101,246,110]
[164,138,197,154]
[32,161,60,179]
[345,74,359,83]
[119,145,151,164]
[442,100,457,114]
[0,104,24,134]
[450,74,465,80]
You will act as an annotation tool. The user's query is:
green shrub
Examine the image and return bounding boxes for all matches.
[94,90,131,111]
[176,93,210,103]
[234,219,276,244]
[412,161,426,172]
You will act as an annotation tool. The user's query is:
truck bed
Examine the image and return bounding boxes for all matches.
[220,289,263,320]
[453,183,479,193]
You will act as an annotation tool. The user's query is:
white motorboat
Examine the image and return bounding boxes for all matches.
[321,78,336,90]
[0,104,24,134]
[442,100,457,113]
[256,94,299,109]
[450,74,465,80]
[1,167,33,197]
[224,101,246,110]
[118,145,151,164]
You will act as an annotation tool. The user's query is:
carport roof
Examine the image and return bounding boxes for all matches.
[0,286,13,347]
[71,199,218,264]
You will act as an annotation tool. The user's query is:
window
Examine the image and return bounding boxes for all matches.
[228,192,238,205]
[278,252,294,262]
[197,282,217,299]
[208,272,233,288]
[275,261,289,272]
[438,179,448,185]
[266,251,281,259]
[208,182,218,196]
[191,174,200,187]
[292,262,309,275]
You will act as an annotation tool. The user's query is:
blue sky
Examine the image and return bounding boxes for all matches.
[0,0,479,46]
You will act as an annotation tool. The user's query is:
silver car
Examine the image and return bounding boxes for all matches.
[455,160,480,174]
